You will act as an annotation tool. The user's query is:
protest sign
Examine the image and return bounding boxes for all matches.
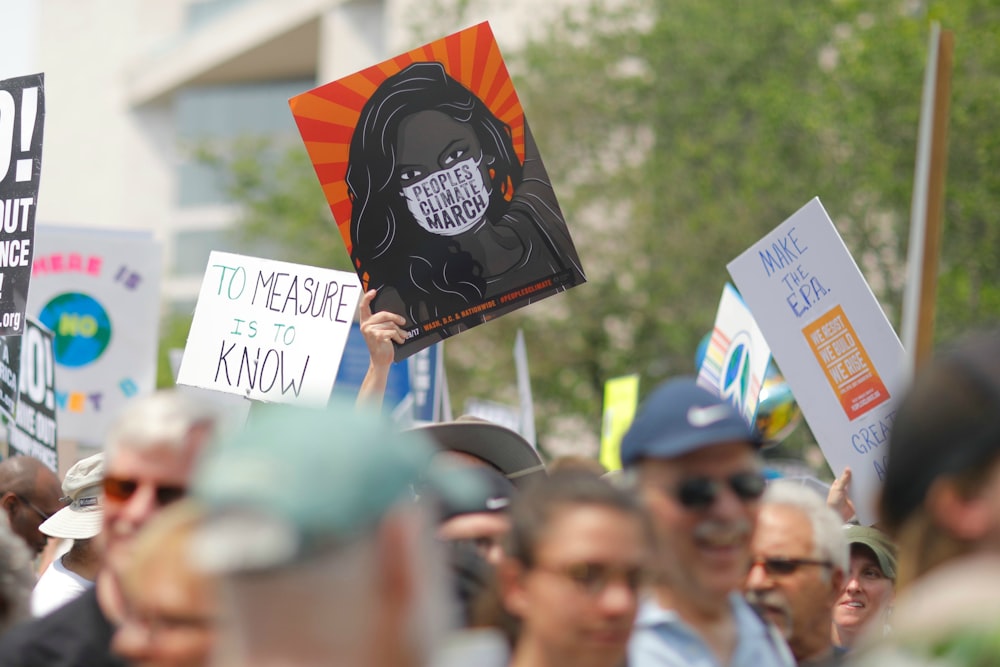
[178,251,362,406]
[408,343,445,424]
[728,198,907,525]
[0,333,19,417]
[332,321,412,412]
[8,318,58,471]
[599,374,640,472]
[290,21,586,361]
[27,227,161,446]
[0,73,44,336]
[696,283,771,427]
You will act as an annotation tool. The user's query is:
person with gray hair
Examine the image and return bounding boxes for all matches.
[745,481,848,666]
[0,390,217,666]
[0,513,34,635]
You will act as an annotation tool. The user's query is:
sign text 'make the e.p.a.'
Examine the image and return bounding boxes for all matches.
[728,198,906,526]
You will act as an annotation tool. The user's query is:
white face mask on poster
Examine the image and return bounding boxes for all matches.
[401,156,491,236]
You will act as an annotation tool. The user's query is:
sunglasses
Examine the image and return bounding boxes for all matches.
[15,494,57,521]
[672,471,766,510]
[103,476,187,507]
[750,556,833,577]
[534,561,646,596]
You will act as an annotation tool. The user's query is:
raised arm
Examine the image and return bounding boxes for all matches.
[827,467,857,523]
[356,289,407,409]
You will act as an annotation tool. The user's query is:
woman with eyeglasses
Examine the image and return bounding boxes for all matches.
[496,470,652,667]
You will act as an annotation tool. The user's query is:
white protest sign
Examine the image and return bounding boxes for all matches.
[28,226,162,447]
[177,252,362,406]
[728,198,907,525]
[696,283,772,427]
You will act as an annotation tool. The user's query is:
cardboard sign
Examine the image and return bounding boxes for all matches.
[8,318,58,471]
[177,251,362,406]
[696,283,772,427]
[0,73,44,335]
[600,374,640,472]
[728,198,907,525]
[27,227,161,446]
[290,22,586,361]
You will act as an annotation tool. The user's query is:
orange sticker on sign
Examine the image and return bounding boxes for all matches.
[803,305,890,420]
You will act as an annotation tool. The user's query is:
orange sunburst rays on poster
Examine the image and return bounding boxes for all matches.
[289,22,525,255]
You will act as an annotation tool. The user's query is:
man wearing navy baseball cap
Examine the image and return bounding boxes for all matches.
[621,378,793,667]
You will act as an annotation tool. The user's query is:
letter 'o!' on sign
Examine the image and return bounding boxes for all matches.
[38,292,112,368]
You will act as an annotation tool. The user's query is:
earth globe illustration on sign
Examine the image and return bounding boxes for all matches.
[38,293,113,368]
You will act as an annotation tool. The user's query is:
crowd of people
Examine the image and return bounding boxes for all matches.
[0,294,995,666]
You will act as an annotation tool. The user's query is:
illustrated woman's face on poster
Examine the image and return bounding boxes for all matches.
[396,110,494,236]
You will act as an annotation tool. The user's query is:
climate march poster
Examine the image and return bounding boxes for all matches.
[290,22,586,361]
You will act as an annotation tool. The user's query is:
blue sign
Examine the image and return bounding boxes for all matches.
[332,322,410,410]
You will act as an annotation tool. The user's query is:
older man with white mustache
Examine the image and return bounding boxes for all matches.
[621,378,794,667]
[745,481,848,666]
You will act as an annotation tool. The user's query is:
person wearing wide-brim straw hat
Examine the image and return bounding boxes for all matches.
[31,453,104,617]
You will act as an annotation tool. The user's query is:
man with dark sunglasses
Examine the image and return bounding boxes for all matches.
[0,391,216,666]
[745,481,848,666]
[0,454,64,555]
[620,377,794,667]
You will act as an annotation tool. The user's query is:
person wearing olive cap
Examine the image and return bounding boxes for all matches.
[621,377,793,667]
[191,400,467,667]
[831,525,896,651]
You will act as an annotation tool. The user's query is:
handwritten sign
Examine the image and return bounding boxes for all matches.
[26,227,161,446]
[728,198,907,525]
[177,251,362,406]
[696,283,771,427]
[8,318,58,471]
[0,73,45,335]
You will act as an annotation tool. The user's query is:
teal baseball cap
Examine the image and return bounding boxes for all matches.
[191,399,470,572]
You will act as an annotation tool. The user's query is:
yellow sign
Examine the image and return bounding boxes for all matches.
[599,374,640,471]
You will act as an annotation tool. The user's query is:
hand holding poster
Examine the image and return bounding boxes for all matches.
[177,252,362,406]
[728,198,907,525]
[0,73,44,335]
[290,22,586,361]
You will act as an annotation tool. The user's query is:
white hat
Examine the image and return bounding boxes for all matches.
[40,453,104,540]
